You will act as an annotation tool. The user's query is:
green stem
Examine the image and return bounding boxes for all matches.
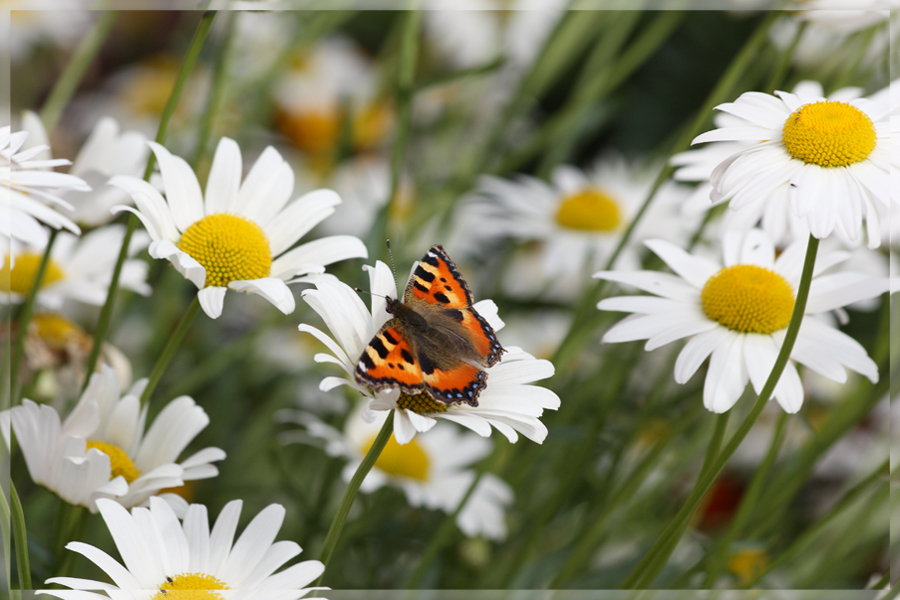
[313,411,394,588]
[550,404,701,587]
[621,234,819,589]
[39,11,119,134]
[405,471,484,588]
[764,21,806,93]
[698,412,730,483]
[369,8,420,255]
[552,10,779,371]
[10,229,58,404]
[406,443,508,588]
[192,10,237,172]
[0,478,12,595]
[139,297,200,408]
[9,482,30,590]
[82,10,217,392]
[702,412,789,586]
[744,457,889,588]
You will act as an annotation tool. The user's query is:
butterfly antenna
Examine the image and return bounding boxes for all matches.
[386,239,400,293]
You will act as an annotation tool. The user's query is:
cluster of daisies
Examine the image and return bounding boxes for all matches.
[3,3,894,595]
[458,77,894,415]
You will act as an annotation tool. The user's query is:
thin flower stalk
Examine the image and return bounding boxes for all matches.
[621,235,820,589]
[9,229,58,404]
[39,10,119,134]
[82,10,217,392]
[702,412,789,585]
[193,10,237,172]
[10,481,30,590]
[314,410,394,588]
[139,297,201,408]
[552,11,780,370]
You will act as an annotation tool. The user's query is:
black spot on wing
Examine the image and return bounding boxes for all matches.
[383,330,398,345]
[414,281,429,294]
[418,352,437,375]
[370,337,389,359]
[414,266,435,282]
[401,348,414,363]
[422,253,439,267]
[433,292,451,304]
[359,352,376,371]
[444,309,464,322]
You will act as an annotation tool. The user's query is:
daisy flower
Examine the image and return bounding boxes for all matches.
[110,137,367,319]
[0,225,150,309]
[273,37,392,166]
[673,81,868,247]
[1,124,86,250]
[691,81,890,249]
[299,260,560,445]
[20,111,149,227]
[6,365,225,512]
[41,496,326,600]
[280,407,513,540]
[595,229,889,413]
[454,156,694,301]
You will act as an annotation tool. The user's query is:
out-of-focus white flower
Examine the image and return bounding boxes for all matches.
[423,0,566,71]
[6,365,225,513]
[111,137,367,319]
[281,407,513,540]
[454,156,695,301]
[9,6,92,61]
[0,225,150,309]
[273,37,392,165]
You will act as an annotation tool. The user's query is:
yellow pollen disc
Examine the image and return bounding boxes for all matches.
[152,573,230,600]
[364,433,430,482]
[397,390,448,414]
[85,440,141,484]
[176,213,271,287]
[555,187,622,232]
[32,313,85,349]
[727,549,769,586]
[0,253,65,296]
[781,100,876,167]
[701,265,794,334]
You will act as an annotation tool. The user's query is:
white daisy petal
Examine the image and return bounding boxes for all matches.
[204,137,242,215]
[198,286,227,319]
[228,277,296,314]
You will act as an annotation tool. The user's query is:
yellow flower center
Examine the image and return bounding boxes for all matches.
[176,213,271,287]
[727,548,769,586]
[397,390,448,415]
[364,433,430,482]
[277,102,391,160]
[781,100,876,167]
[152,573,230,600]
[32,313,85,349]
[700,265,794,334]
[555,188,622,232]
[85,440,141,484]
[0,252,65,296]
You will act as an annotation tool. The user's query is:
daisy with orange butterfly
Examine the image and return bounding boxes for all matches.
[299,245,560,445]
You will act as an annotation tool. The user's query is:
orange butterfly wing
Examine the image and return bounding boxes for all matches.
[355,245,504,408]
[355,323,425,394]
[406,245,503,367]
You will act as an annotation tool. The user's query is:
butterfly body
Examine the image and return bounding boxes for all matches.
[355,245,504,406]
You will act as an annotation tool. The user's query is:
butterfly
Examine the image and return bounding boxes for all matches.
[355,245,504,407]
